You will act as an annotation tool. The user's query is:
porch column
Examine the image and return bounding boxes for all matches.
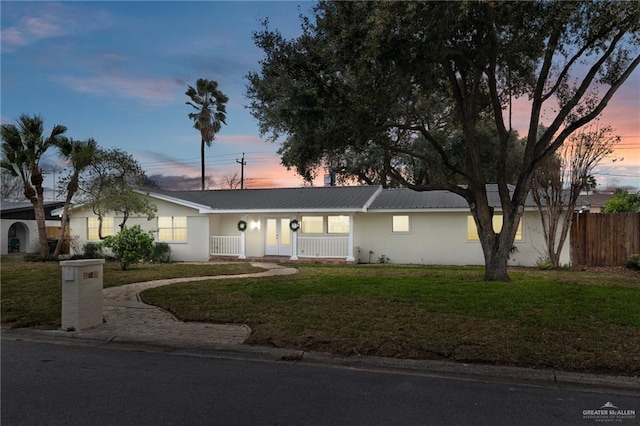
[239,215,247,259]
[290,216,299,260]
[346,214,355,262]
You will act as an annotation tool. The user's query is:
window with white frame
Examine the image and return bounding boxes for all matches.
[158,216,187,241]
[327,215,350,234]
[467,215,522,241]
[392,215,410,233]
[87,217,114,240]
[301,216,324,234]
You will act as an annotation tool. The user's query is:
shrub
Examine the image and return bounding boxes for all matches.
[23,253,58,262]
[82,242,104,259]
[535,257,554,270]
[602,190,640,213]
[102,225,154,271]
[151,242,172,263]
[625,254,640,270]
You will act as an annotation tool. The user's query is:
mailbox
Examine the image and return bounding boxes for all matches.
[60,259,105,331]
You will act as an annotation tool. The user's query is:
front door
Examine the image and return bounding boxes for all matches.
[265,218,291,256]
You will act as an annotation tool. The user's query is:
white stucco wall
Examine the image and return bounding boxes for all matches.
[1,219,61,255]
[213,214,264,258]
[63,194,572,266]
[66,199,210,262]
[352,210,569,266]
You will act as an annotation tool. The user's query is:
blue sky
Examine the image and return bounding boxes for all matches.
[2,1,316,195]
[2,1,639,197]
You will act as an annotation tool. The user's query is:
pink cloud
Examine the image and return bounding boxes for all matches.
[24,16,63,37]
[1,3,113,53]
[1,28,27,47]
[56,74,180,107]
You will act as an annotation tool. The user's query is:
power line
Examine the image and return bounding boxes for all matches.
[236,153,246,189]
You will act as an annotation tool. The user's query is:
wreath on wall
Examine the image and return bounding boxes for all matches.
[289,219,300,232]
[237,220,247,232]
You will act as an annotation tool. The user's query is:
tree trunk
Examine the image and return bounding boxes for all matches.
[473,197,523,282]
[484,248,511,281]
[53,189,75,258]
[28,168,50,258]
[33,199,49,257]
[481,222,520,281]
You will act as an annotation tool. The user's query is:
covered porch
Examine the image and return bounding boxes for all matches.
[209,216,356,262]
[210,234,356,262]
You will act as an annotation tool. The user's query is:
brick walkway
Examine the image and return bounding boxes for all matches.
[77,263,298,346]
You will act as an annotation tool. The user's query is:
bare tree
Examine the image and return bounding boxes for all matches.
[222,172,241,189]
[531,123,620,267]
[0,168,24,201]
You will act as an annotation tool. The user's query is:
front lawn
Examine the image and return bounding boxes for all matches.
[0,254,261,328]
[140,264,640,375]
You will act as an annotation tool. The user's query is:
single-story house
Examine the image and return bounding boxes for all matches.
[57,185,568,266]
[1,201,65,255]
[576,193,614,213]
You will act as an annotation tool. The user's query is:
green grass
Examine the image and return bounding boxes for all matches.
[140,264,640,375]
[3,254,639,375]
[0,254,261,328]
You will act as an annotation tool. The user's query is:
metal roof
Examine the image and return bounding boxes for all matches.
[144,184,538,213]
[368,185,536,210]
[369,188,468,209]
[577,193,614,208]
[1,200,65,213]
[146,186,383,212]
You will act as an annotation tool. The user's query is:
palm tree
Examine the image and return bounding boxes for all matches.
[1,114,67,257]
[52,138,98,257]
[186,79,228,190]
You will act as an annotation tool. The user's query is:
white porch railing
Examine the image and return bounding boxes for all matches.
[297,236,348,258]
[210,236,242,256]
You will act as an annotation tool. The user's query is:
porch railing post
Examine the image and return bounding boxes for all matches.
[291,218,299,261]
[239,215,247,259]
[346,214,355,262]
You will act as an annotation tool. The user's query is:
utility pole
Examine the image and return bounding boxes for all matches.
[236,153,246,189]
[52,166,58,200]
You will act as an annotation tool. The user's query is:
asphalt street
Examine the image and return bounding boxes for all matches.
[2,339,638,426]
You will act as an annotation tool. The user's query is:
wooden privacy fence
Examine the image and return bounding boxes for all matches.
[570,212,640,266]
[46,226,70,254]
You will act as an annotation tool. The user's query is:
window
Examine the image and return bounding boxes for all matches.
[392,215,410,233]
[158,216,187,241]
[467,215,522,241]
[301,216,323,234]
[87,217,114,240]
[328,215,350,234]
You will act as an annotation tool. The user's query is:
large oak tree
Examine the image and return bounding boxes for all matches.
[246,1,640,281]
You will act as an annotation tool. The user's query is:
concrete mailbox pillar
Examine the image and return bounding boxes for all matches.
[60,259,105,331]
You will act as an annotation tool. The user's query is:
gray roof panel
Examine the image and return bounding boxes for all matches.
[369,188,468,209]
[1,201,65,213]
[369,185,536,210]
[146,184,536,212]
[147,186,382,211]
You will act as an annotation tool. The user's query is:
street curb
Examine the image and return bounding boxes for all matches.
[3,326,639,395]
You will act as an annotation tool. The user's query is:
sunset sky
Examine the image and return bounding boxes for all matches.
[2,1,638,198]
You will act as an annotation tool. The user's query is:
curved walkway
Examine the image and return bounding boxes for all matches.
[87,263,298,346]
